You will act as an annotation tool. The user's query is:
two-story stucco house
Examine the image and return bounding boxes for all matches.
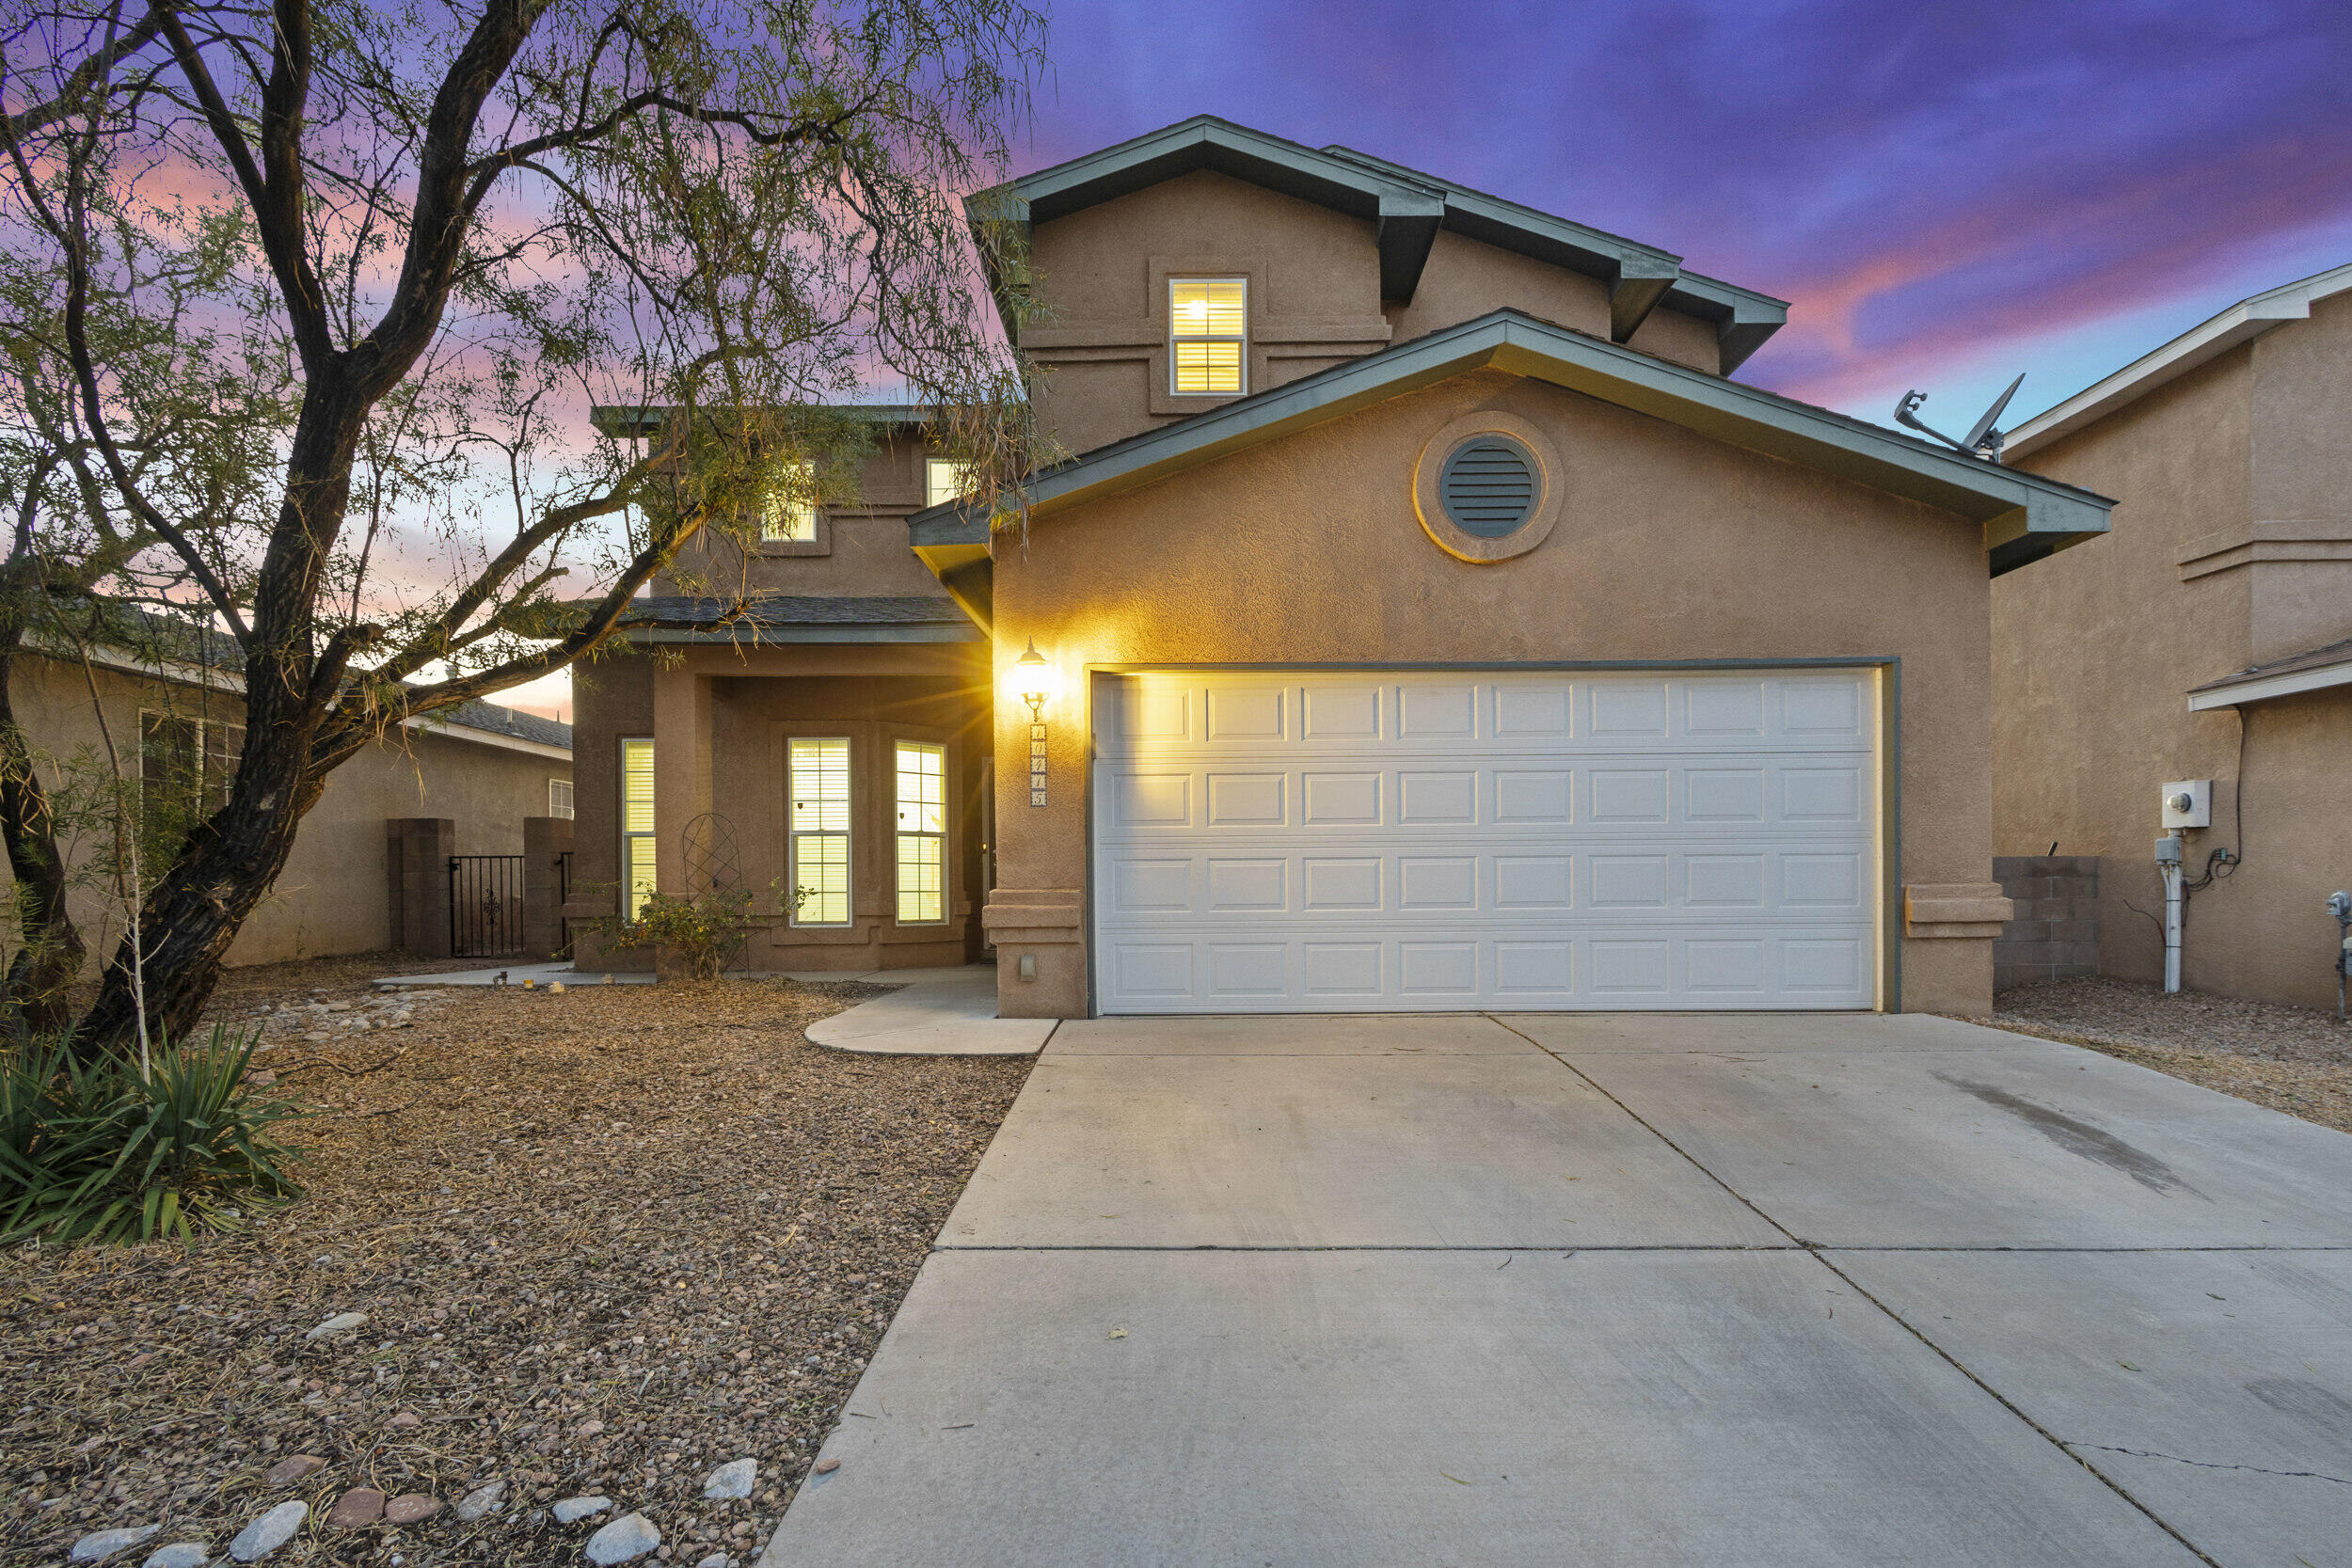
[570,116,2114,1018]
[1993,263,2352,1010]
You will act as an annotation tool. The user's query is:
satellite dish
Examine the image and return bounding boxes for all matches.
[1892,372,2025,463]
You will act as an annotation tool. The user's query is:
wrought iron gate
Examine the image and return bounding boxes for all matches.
[553,850,575,960]
[448,854,526,958]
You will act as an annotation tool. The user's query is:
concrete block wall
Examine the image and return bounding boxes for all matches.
[1992,855,2100,992]
[386,818,456,958]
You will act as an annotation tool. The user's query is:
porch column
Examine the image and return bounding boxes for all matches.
[651,666,713,902]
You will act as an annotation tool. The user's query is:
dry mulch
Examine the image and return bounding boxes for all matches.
[0,956,1032,1565]
[1976,975,2352,1133]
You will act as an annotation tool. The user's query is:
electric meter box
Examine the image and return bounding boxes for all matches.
[2161,779,2213,830]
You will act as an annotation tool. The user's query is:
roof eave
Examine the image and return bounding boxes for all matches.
[2006,261,2352,459]
[2187,655,2352,711]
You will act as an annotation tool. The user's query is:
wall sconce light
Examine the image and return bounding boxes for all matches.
[1006,639,1061,807]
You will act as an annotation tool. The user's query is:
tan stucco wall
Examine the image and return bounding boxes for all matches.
[659,431,949,601]
[1024,170,1731,456]
[568,641,990,973]
[989,367,2000,1018]
[1994,297,2352,1009]
[1,657,569,970]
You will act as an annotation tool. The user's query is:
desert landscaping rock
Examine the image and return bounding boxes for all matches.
[326,1487,386,1528]
[303,1311,368,1341]
[388,1409,421,1428]
[553,1496,613,1524]
[227,1500,306,1561]
[584,1512,661,1565]
[262,1455,325,1488]
[71,1525,161,1561]
[454,1481,507,1522]
[0,958,1028,1567]
[812,1457,839,1475]
[143,1545,212,1568]
[693,1556,728,1568]
[1989,975,2352,1132]
[383,1494,439,1525]
[702,1458,756,1499]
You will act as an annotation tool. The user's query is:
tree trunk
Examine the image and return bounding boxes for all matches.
[0,632,86,1037]
[72,389,366,1054]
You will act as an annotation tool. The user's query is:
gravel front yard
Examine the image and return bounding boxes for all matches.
[1983,975,2352,1133]
[0,958,1032,1566]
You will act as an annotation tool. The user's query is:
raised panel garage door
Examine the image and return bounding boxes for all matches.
[1090,669,1882,1013]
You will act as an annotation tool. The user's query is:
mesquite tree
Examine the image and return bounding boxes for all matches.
[0,0,1046,1053]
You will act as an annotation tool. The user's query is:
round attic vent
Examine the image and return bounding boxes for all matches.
[1438,436,1540,538]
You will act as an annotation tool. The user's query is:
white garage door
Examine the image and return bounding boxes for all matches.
[1091,669,1881,1013]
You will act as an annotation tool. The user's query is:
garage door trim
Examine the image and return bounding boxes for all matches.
[1081,659,1901,1015]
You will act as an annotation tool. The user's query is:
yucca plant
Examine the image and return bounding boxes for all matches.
[0,1025,306,1244]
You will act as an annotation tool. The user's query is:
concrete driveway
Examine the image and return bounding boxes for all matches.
[761,1013,2352,1567]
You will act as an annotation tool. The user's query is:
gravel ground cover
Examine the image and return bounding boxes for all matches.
[1979,975,2352,1133]
[0,957,1032,1565]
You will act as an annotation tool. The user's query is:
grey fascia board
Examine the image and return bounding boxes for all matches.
[1659,272,1793,374]
[2006,261,2352,458]
[2186,655,2352,710]
[908,310,2112,565]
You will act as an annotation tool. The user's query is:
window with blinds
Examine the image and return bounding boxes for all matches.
[895,741,946,924]
[1169,277,1246,395]
[762,459,818,542]
[548,777,575,819]
[790,737,852,926]
[620,738,656,918]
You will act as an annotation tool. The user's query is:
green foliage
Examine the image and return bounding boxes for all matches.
[599,889,757,981]
[0,1027,305,1245]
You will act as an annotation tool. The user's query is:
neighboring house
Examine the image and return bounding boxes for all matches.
[572,115,2113,1017]
[6,628,573,969]
[1993,263,2352,1010]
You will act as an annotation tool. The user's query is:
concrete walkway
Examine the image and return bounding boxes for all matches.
[762,1011,2352,1567]
[803,965,1053,1056]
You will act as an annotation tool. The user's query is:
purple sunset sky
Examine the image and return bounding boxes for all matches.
[1012,0,2352,425]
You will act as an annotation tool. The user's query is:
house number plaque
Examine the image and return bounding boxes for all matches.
[1029,722,1047,806]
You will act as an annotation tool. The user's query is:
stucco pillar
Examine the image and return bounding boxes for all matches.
[385,817,455,958]
[651,667,714,903]
[521,815,576,959]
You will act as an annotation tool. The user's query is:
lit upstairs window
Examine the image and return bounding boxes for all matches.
[1170,277,1246,395]
[762,460,818,542]
[925,457,969,509]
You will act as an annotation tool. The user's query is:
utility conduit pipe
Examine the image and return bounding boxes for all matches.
[2154,832,2185,994]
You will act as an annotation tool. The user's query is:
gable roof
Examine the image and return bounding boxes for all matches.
[911,309,2113,587]
[617,594,981,644]
[967,116,1788,372]
[2006,261,2352,459]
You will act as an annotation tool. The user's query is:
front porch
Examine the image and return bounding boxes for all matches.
[568,618,994,976]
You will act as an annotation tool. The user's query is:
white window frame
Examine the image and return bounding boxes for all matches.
[788,736,853,927]
[548,777,575,819]
[138,709,244,833]
[1168,277,1248,397]
[894,739,948,926]
[619,737,656,919]
[761,459,818,543]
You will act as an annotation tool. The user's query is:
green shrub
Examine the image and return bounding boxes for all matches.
[0,1026,306,1244]
[598,888,757,980]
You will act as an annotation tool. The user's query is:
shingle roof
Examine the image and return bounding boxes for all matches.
[618,594,981,642]
[433,700,573,750]
[2189,635,2352,694]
